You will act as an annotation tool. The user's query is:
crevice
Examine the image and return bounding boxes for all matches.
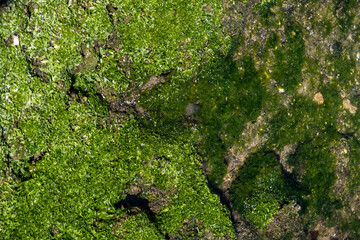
[67,68,77,96]
[65,68,90,104]
[114,194,168,239]
[204,176,237,232]
[26,2,32,21]
[106,3,118,25]
[0,0,10,10]
[29,151,46,165]
[9,151,47,183]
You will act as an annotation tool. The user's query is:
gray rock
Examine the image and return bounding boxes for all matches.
[185,104,201,116]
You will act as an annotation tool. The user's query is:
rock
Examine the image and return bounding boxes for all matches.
[264,201,304,239]
[279,144,296,173]
[140,76,165,92]
[343,99,357,114]
[11,34,19,46]
[314,92,324,104]
[185,104,201,116]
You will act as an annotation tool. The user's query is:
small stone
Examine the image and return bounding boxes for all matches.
[185,103,201,116]
[12,34,19,46]
[314,92,324,104]
[343,99,357,114]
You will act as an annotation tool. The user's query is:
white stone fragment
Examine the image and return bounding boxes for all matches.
[12,34,19,46]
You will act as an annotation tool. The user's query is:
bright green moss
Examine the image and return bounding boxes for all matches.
[0,0,235,239]
[0,119,234,239]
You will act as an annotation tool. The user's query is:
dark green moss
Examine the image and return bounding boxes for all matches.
[254,0,277,25]
[287,137,340,218]
[230,151,304,228]
[333,0,358,32]
[272,23,305,92]
[348,138,360,194]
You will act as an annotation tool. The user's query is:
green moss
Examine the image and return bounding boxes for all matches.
[333,0,358,32]
[287,137,340,218]
[2,0,360,238]
[272,23,305,92]
[230,151,303,228]
[254,0,278,24]
[141,51,266,187]
[230,138,340,229]
[0,0,235,239]
[348,138,360,194]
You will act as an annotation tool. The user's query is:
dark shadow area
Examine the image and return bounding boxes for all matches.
[0,0,8,5]
[114,194,169,239]
[115,194,151,212]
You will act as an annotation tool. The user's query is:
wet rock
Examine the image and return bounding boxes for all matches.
[342,99,357,114]
[203,4,213,12]
[128,184,142,195]
[221,115,267,195]
[312,220,342,240]
[185,104,201,116]
[314,92,324,104]
[125,182,175,215]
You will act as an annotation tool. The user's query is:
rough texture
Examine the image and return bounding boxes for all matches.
[1,0,360,239]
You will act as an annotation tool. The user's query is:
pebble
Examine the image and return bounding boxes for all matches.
[314,92,324,104]
[343,99,357,114]
[11,34,19,46]
[185,103,201,116]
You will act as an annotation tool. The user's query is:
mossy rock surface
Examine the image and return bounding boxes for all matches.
[1,0,360,239]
